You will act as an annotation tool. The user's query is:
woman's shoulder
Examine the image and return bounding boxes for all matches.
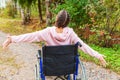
[45,26,56,30]
[40,26,55,31]
[41,26,56,34]
[65,26,74,32]
[66,27,73,30]
[44,26,74,33]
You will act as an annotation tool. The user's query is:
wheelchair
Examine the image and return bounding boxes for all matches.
[35,42,87,80]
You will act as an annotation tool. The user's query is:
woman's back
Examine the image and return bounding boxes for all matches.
[42,26,74,46]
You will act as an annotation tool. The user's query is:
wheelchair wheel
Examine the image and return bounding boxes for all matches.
[35,61,40,80]
[76,60,87,80]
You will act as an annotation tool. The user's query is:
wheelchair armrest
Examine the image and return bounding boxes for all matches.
[37,50,41,59]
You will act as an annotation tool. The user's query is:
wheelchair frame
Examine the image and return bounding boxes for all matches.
[35,42,87,80]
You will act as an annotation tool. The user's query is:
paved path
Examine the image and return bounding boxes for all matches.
[0,31,120,80]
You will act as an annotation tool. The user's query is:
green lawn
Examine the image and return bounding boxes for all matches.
[0,18,120,74]
[80,44,120,74]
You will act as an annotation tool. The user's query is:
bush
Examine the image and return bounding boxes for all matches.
[0,1,17,18]
[80,44,120,74]
[51,0,90,28]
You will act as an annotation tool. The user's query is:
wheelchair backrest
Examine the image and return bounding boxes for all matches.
[42,44,79,76]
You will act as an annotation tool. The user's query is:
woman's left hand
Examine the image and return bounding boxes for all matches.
[99,54,107,67]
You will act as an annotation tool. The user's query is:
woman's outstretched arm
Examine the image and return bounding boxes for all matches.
[71,29,107,67]
[2,28,49,49]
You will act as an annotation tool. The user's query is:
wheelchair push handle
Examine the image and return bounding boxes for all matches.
[77,42,82,47]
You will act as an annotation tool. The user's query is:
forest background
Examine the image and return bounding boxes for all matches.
[0,0,120,74]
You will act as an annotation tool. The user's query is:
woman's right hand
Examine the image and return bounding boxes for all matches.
[2,35,12,49]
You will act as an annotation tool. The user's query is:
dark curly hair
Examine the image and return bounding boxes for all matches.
[55,10,70,28]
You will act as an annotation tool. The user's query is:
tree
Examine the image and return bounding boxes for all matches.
[51,0,120,47]
[86,0,120,47]
[13,0,36,24]
[45,0,52,26]
[51,0,89,28]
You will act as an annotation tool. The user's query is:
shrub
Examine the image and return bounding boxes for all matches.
[51,0,90,28]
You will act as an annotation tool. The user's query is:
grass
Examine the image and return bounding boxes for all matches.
[0,18,44,35]
[80,44,120,74]
[0,18,120,75]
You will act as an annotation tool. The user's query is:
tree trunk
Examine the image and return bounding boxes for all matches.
[26,8,31,22]
[45,0,52,26]
[38,0,44,23]
[21,8,26,25]
[21,8,31,25]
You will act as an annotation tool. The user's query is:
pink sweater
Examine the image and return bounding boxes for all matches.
[11,26,102,59]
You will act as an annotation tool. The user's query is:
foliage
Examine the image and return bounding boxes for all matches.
[13,0,36,8]
[12,0,38,25]
[51,0,90,28]
[0,1,17,18]
[51,0,120,47]
[80,43,120,74]
[86,0,120,31]
[86,0,120,47]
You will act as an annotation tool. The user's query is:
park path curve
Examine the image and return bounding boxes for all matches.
[0,31,120,80]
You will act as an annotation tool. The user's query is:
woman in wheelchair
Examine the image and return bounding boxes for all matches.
[3,10,107,80]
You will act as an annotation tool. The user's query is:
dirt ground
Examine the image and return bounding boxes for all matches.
[0,31,120,80]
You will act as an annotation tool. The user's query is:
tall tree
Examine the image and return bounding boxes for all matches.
[45,0,52,26]
[13,0,36,24]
